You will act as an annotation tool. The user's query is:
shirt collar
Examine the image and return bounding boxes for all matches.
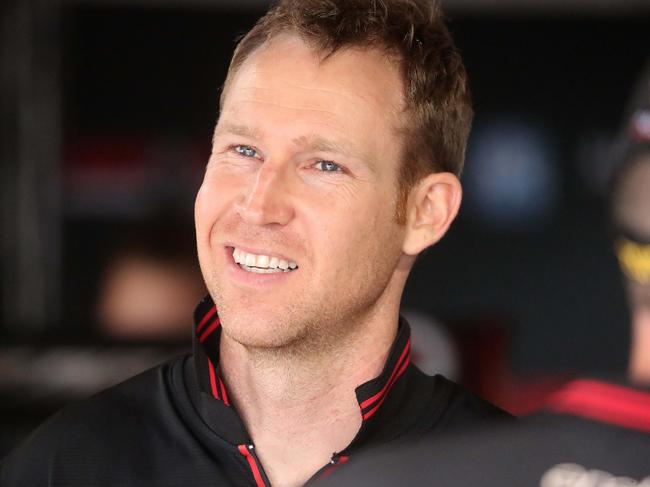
[191,295,414,449]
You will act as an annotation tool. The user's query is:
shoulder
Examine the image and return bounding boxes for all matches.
[410,368,513,434]
[1,356,188,486]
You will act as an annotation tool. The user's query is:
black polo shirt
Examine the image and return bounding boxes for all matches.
[1,296,509,487]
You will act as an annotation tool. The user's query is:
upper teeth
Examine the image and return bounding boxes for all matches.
[233,248,298,271]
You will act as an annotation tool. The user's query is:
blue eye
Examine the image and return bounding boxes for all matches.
[235,145,258,158]
[315,160,341,172]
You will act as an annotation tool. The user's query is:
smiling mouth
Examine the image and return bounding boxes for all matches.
[231,247,299,274]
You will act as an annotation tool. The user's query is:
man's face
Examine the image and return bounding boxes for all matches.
[195,35,410,350]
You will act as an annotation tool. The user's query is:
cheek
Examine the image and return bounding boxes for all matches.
[194,176,234,246]
[355,198,404,258]
[194,184,214,241]
[313,196,398,262]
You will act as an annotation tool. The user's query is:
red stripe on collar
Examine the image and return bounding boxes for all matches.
[207,358,220,400]
[362,356,410,420]
[238,445,267,487]
[196,305,217,333]
[545,379,650,433]
[199,317,221,343]
[358,337,411,421]
[207,357,232,407]
[219,376,230,406]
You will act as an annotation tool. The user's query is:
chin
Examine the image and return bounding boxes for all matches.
[215,299,303,348]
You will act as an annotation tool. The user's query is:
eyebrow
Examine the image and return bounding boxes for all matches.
[212,123,263,145]
[291,135,369,166]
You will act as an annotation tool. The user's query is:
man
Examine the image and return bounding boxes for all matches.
[1,1,509,486]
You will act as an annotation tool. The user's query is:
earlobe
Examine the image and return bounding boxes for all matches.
[402,172,462,256]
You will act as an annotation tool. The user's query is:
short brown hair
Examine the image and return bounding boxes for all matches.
[221,0,472,221]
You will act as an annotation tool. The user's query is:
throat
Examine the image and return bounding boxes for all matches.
[241,389,362,487]
[216,311,398,485]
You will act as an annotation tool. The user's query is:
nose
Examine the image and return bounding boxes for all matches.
[234,163,294,226]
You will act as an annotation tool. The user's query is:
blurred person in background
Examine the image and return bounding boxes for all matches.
[1,1,510,486]
[0,215,203,459]
[612,106,650,386]
[401,309,459,380]
[96,218,206,342]
[318,71,650,487]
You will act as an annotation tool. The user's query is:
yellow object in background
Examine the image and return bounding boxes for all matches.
[617,237,650,284]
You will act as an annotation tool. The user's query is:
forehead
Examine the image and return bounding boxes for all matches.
[219,35,405,143]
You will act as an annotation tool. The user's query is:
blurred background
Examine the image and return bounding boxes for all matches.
[1,0,649,456]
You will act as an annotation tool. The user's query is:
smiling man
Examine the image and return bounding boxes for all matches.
[2,1,509,486]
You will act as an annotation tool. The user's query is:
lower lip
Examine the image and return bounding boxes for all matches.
[224,246,297,286]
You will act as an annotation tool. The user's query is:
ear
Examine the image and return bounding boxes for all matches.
[402,172,462,256]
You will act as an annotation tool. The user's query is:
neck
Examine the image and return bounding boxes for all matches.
[629,306,650,385]
[219,309,398,487]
